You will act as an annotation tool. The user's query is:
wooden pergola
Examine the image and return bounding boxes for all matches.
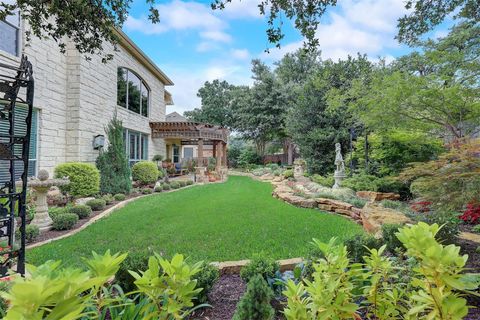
[149,121,229,168]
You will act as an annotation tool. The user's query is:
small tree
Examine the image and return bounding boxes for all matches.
[233,274,274,320]
[96,116,131,194]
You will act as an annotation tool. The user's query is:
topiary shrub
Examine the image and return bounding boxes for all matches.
[102,194,114,205]
[141,188,153,194]
[131,161,159,186]
[170,181,180,189]
[26,224,40,243]
[240,254,279,283]
[116,250,150,292]
[54,162,100,197]
[283,169,293,179]
[163,184,171,191]
[52,213,78,230]
[96,116,132,195]
[85,198,106,211]
[113,193,126,201]
[233,274,274,320]
[381,224,404,253]
[345,234,381,263]
[69,205,92,219]
[194,263,220,304]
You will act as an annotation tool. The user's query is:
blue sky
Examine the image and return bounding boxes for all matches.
[123,0,449,114]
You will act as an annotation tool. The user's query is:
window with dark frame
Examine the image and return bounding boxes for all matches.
[117,67,150,117]
[124,129,148,166]
[0,3,20,56]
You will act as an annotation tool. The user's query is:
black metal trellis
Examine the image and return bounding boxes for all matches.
[0,55,34,276]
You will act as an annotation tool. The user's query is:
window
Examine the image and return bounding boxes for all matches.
[0,105,38,183]
[0,2,20,56]
[117,68,149,117]
[183,147,193,160]
[124,129,148,166]
[172,145,180,163]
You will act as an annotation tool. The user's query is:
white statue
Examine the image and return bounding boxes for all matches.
[333,143,346,189]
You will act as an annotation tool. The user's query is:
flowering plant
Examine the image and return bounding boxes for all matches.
[459,202,480,224]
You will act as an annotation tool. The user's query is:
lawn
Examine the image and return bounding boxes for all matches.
[28,176,363,266]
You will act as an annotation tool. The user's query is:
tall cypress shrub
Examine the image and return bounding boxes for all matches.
[96,115,132,194]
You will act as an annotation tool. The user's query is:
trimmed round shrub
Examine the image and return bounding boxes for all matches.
[194,263,220,304]
[154,184,163,192]
[69,205,92,219]
[179,180,188,187]
[113,193,126,201]
[170,181,180,189]
[240,254,279,283]
[162,184,171,191]
[142,188,153,194]
[52,213,78,230]
[131,161,159,186]
[186,180,194,186]
[86,198,106,211]
[54,162,100,197]
[48,206,68,220]
[102,194,114,205]
[26,224,40,243]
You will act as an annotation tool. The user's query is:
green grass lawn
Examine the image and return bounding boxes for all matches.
[28,176,363,266]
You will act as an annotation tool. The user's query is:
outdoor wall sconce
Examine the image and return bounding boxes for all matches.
[93,134,105,150]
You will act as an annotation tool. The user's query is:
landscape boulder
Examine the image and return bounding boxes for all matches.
[356,191,400,202]
[360,203,411,235]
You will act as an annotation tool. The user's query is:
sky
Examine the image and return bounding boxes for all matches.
[123,0,450,115]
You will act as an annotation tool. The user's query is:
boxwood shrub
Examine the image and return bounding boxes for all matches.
[162,184,171,191]
[186,180,194,186]
[69,205,92,219]
[113,193,126,201]
[54,162,100,197]
[131,161,159,186]
[85,199,106,211]
[170,181,180,189]
[154,184,163,192]
[52,213,78,230]
[194,263,219,304]
[240,254,279,283]
[26,224,40,243]
[102,194,114,205]
[142,188,153,194]
[116,250,150,292]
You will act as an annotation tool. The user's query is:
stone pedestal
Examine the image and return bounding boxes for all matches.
[293,159,306,179]
[195,167,208,183]
[31,186,53,232]
[333,170,346,189]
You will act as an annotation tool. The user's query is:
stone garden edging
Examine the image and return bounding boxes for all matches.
[27,182,211,250]
[212,257,303,275]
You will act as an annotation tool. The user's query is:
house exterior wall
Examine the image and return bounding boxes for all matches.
[0,21,169,175]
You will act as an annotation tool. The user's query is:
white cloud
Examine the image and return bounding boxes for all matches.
[262,0,407,61]
[196,42,220,52]
[200,30,232,43]
[217,0,263,19]
[231,48,250,60]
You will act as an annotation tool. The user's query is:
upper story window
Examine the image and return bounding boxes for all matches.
[117,67,149,117]
[0,1,20,56]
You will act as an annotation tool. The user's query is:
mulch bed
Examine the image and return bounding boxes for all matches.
[459,224,480,320]
[28,192,143,245]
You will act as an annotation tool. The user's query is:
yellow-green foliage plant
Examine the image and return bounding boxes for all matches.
[396,222,480,320]
[129,253,204,319]
[282,223,480,320]
[283,238,359,319]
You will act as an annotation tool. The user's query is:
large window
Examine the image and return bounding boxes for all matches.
[0,105,38,183]
[0,1,20,56]
[124,129,148,166]
[117,68,149,117]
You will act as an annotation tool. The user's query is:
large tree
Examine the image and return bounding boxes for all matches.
[184,80,235,128]
[340,22,480,140]
[2,0,476,60]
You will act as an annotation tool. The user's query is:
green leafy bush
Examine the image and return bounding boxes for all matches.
[102,194,114,205]
[342,196,367,208]
[170,181,180,189]
[473,225,480,234]
[26,224,40,243]
[152,154,164,162]
[131,161,159,186]
[186,180,194,186]
[86,198,106,211]
[154,184,163,192]
[142,188,153,194]
[311,174,334,187]
[113,193,126,201]
[344,234,381,263]
[69,205,92,219]
[267,163,279,172]
[54,162,100,197]
[240,254,279,283]
[194,263,220,304]
[179,180,187,187]
[283,169,294,179]
[416,210,460,244]
[48,206,68,220]
[233,274,274,320]
[52,212,78,230]
[381,223,404,253]
[342,172,379,191]
[116,250,150,292]
[163,184,171,191]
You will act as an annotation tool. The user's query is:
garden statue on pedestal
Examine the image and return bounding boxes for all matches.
[333,143,346,189]
[29,170,69,232]
[293,159,306,179]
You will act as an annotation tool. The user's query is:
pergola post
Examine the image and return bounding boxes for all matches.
[223,142,227,167]
[216,141,223,169]
[213,141,217,159]
[198,138,204,166]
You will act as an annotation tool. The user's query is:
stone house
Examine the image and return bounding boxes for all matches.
[0,12,174,181]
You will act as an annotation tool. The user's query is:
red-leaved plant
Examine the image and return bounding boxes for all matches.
[459,202,480,224]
